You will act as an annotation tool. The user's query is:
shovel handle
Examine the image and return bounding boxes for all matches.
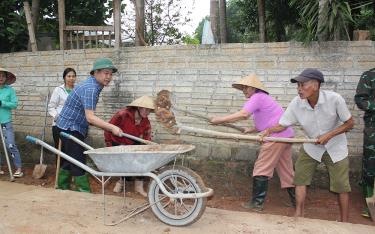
[54,139,62,189]
[120,132,158,145]
[40,93,49,164]
[0,125,15,181]
[173,106,244,132]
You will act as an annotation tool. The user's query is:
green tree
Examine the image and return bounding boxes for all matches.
[144,0,192,45]
[0,0,28,52]
[191,16,209,44]
[224,0,298,43]
[266,0,299,42]
[226,0,258,42]
[0,0,115,52]
[290,0,354,42]
[122,0,192,45]
[182,35,199,44]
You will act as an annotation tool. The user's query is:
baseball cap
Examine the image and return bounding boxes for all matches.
[291,68,324,83]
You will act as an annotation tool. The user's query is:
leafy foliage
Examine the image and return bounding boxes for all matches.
[122,0,192,45]
[182,35,199,44]
[290,0,355,42]
[353,3,375,29]
[0,0,28,52]
[0,0,115,52]
[224,0,299,43]
[226,0,258,43]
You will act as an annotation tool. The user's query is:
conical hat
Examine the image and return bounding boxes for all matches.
[0,68,16,85]
[232,74,268,93]
[127,96,155,110]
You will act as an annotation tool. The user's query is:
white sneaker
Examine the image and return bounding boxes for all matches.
[13,169,24,178]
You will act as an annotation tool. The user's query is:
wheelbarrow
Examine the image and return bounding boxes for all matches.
[25,133,213,227]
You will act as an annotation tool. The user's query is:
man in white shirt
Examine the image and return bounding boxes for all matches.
[262,68,354,222]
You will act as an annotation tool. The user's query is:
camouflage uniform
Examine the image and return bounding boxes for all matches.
[354,68,375,199]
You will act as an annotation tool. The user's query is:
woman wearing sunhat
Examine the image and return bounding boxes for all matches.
[56,58,123,192]
[104,95,155,197]
[0,68,23,177]
[210,74,295,211]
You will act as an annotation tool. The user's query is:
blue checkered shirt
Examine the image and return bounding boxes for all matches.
[56,76,103,137]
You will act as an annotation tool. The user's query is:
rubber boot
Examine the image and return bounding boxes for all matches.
[134,179,147,197]
[57,169,71,190]
[286,187,296,207]
[73,174,91,193]
[242,176,268,212]
[113,178,124,193]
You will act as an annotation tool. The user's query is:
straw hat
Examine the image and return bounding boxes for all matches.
[232,74,268,94]
[127,96,155,110]
[0,68,16,85]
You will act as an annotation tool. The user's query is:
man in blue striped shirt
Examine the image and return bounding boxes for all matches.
[56,58,123,192]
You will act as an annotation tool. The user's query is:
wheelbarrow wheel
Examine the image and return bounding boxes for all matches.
[148,165,207,226]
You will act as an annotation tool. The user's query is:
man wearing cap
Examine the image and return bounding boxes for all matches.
[104,95,155,196]
[210,74,296,212]
[0,68,23,177]
[56,58,123,192]
[354,67,375,218]
[263,68,354,222]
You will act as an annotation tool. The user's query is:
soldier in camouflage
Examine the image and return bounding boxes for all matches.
[354,68,375,218]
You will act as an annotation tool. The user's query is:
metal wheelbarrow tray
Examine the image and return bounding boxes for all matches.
[26,134,213,227]
[85,144,195,173]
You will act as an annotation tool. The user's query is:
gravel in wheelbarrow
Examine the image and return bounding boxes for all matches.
[84,144,195,173]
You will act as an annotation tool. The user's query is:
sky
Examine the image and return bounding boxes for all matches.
[182,0,210,35]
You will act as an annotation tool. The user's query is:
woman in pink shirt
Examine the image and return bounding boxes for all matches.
[210,74,295,211]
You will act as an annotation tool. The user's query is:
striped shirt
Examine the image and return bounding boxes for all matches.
[56,76,103,137]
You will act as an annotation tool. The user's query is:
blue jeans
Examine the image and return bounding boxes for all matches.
[0,122,22,169]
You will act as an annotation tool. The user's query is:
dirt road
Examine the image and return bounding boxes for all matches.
[0,181,374,234]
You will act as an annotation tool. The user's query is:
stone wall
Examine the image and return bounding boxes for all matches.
[1,42,374,181]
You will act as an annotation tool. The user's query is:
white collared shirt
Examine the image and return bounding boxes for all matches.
[279,90,352,163]
[48,84,70,126]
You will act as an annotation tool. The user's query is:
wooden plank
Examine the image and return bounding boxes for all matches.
[23,1,38,52]
[58,0,66,50]
[65,26,114,31]
[66,33,115,42]
[113,0,121,49]
[69,31,73,49]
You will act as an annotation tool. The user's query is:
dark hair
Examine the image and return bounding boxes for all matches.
[63,68,76,80]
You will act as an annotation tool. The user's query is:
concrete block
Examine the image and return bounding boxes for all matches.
[210,144,232,160]
[231,145,259,161]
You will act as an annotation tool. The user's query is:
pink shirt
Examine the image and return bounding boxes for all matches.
[243,92,294,138]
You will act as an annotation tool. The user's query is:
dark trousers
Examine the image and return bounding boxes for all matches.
[52,125,61,149]
[58,128,86,176]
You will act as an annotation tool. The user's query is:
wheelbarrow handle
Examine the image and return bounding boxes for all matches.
[59,132,94,150]
[26,135,99,176]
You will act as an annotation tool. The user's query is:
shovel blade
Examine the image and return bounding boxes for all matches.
[32,164,47,179]
[366,197,375,222]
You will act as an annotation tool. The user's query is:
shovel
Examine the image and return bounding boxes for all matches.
[32,93,49,179]
[366,181,375,222]
[0,125,15,182]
